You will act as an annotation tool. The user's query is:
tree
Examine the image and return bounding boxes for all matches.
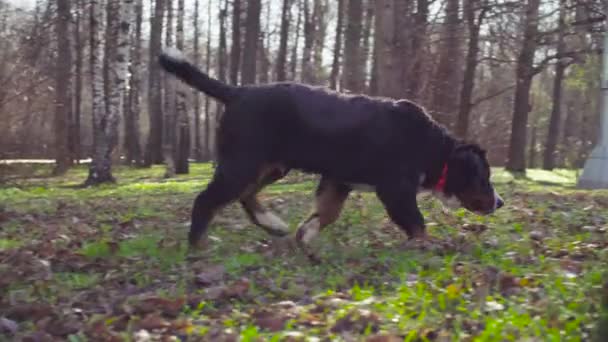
[175,0,190,174]
[216,0,228,132]
[543,0,568,170]
[230,0,242,85]
[276,0,293,82]
[193,0,202,161]
[343,0,364,93]
[86,0,134,185]
[506,0,541,172]
[163,0,176,177]
[290,0,303,79]
[53,0,72,175]
[301,0,315,83]
[144,0,165,166]
[124,0,143,166]
[374,0,408,99]
[241,0,261,84]
[455,0,488,139]
[72,0,84,164]
[204,0,213,160]
[361,0,374,92]
[431,0,462,127]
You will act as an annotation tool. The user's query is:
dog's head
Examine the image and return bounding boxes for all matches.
[436,144,503,215]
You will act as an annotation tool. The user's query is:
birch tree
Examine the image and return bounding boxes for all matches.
[163,0,176,177]
[144,0,165,166]
[175,0,190,174]
[86,0,134,185]
[53,0,72,175]
[193,0,202,161]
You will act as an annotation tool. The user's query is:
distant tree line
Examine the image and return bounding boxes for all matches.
[0,0,604,183]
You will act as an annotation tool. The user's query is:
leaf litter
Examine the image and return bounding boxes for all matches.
[1,168,607,340]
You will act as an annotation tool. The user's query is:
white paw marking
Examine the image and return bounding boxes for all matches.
[493,189,502,210]
[254,210,289,233]
[298,217,320,244]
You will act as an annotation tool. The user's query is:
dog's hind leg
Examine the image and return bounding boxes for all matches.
[295,178,351,262]
[188,158,261,249]
[240,165,291,236]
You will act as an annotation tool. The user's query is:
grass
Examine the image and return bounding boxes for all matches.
[1,162,607,341]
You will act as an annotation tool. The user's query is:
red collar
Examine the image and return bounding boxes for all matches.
[434,164,448,192]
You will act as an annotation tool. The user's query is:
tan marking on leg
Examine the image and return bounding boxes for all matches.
[240,163,290,236]
[295,179,350,262]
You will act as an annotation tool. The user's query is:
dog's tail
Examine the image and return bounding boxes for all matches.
[159,48,238,103]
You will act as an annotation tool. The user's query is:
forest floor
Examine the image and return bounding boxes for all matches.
[1,163,607,341]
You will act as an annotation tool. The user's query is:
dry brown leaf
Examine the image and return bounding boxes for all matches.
[0,317,18,335]
[6,303,54,321]
[253,311,288,332]
[366,335,403,342]
[195,264,226,286]
[136,314,171,330]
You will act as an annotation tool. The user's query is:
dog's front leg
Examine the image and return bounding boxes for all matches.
[375,181,428,240]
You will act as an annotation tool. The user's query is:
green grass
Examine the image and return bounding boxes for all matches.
[0,163,607,341]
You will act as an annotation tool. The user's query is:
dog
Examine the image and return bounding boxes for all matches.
[158,48,504,259]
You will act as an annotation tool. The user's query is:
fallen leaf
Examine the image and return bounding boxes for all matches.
[44,316,81,337]
[446,283,461,298]
[560,259,583,277]
[253,311,288,332]
[6,303,54,321]
[136,314,171,330]
[21,331,54,342]
[222,278,250,299]
[0,317,18,335]
[133,297,185,318]
[366,335,403,342]
[195,264,225,286]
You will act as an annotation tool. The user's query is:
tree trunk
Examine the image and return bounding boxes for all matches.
[144,0,165,166]
[124,0,143,166]
[163,0,176,177]
[229,0,242,85]
[312,0,328,84]
[301,0,315,83]
[86,0,133,185]
[542,0,567,171]
[455,0,485,139]
[72,0,83,164]
[175,0,190,174]
[431,0,461,127]
[528,124,537,168]
[54,0,72,175]
[204,0,213,161]
[374,0,408,99]
[361,0,374,92]
[276,0,292,82]
[290,0,302,80]
[406,0,427,99]
[259,5,272,83]
[343,0,363,93]
[241,0,261,85]
[506,0,541,172]
[193,0,202,161]
[214,0,229,158]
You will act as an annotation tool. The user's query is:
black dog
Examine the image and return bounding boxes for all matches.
[159,48,504,258]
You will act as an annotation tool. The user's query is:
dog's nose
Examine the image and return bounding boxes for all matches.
[496,197,504,209]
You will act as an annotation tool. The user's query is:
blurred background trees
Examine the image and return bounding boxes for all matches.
[0,0,605,182]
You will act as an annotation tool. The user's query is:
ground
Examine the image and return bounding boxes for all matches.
[0,163,607,341]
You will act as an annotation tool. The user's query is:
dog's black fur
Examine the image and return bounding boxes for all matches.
[158,49,503,250]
